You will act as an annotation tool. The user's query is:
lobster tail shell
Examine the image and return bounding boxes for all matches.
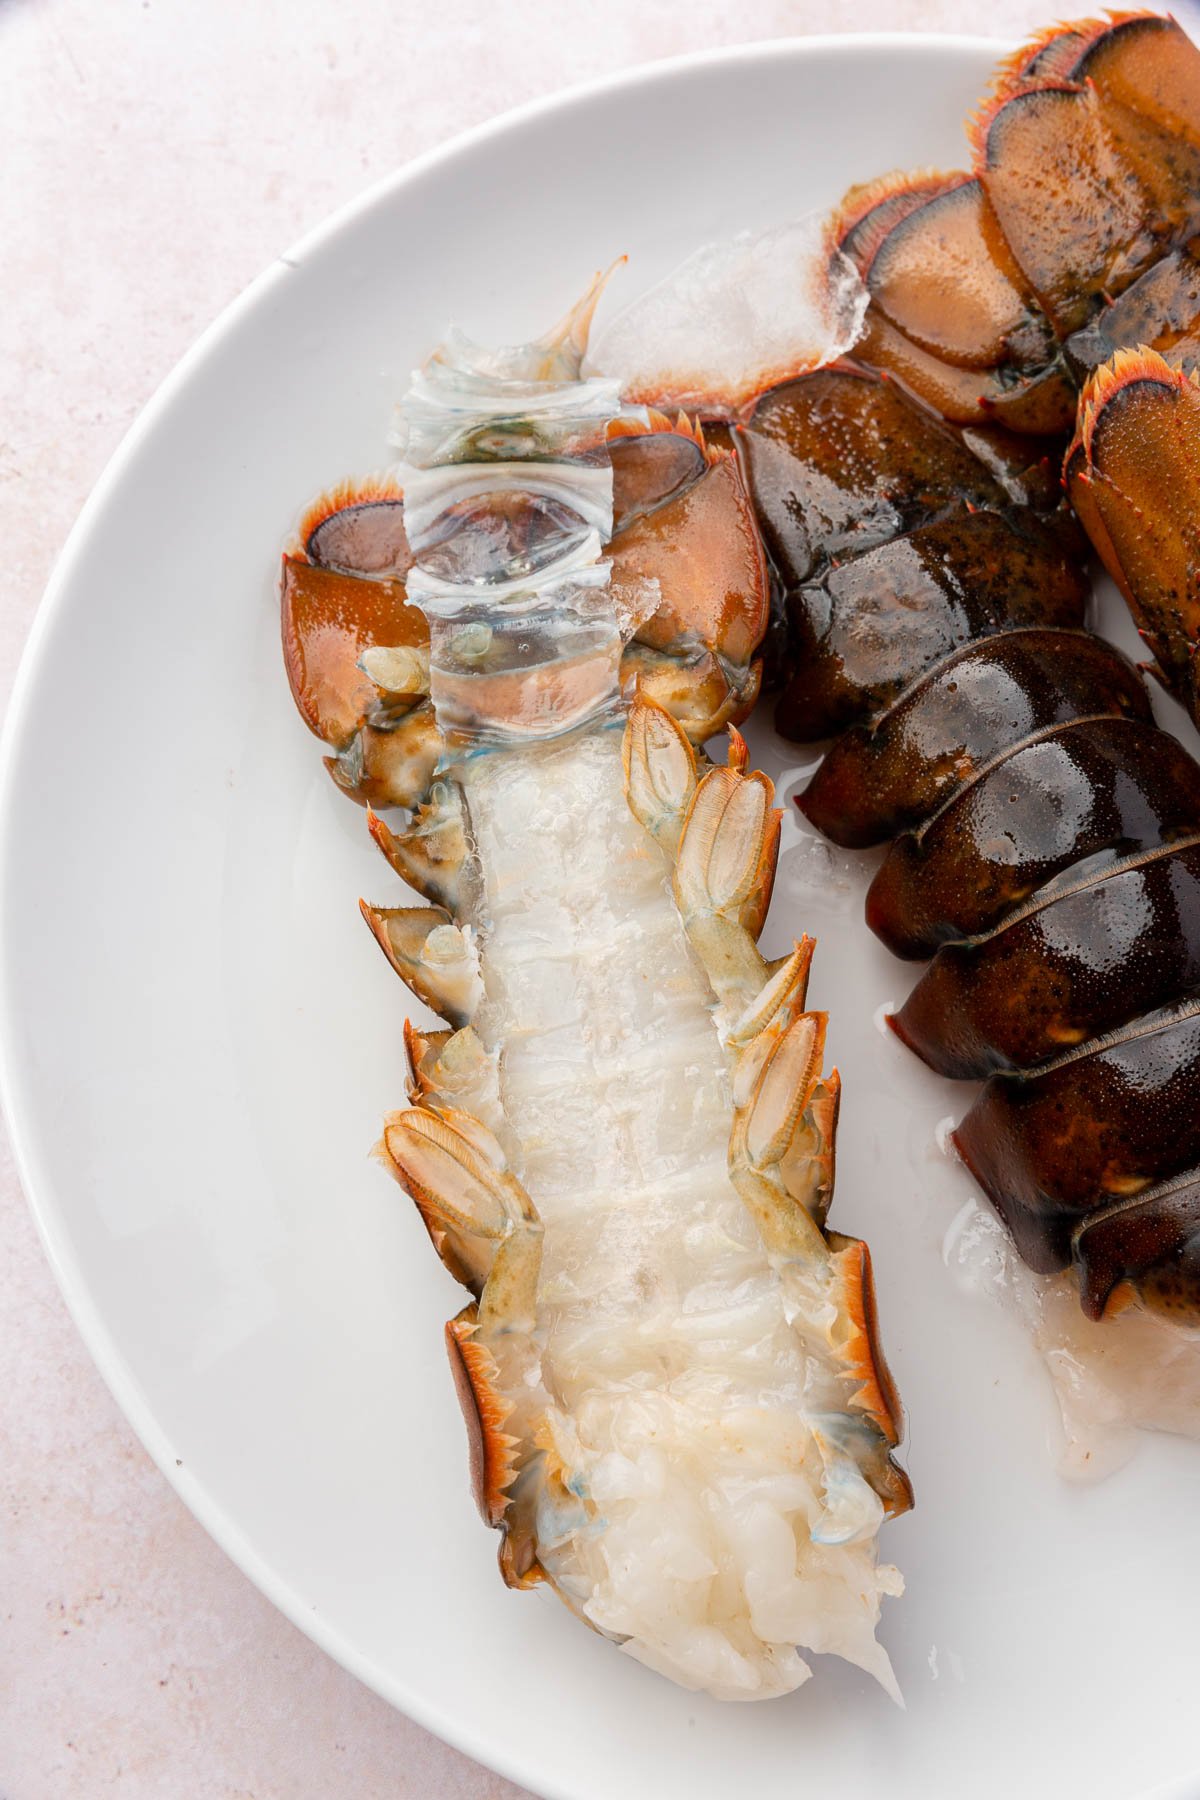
[954,999,1200,1292]
[829,12,1200,420]
[892,838,1200,1078]
[741,363,1087,744]
[280,553,428,750]
[754,10,1200,1326]
[833,170,1071,430]
[1074,1173,1200,1324]
[798,628,1150,849]
[610,450,770,672]
[1067,349,1200,722]
[973,77,1158,334]
[445,1307,522,1531]
[866,717,1200,959]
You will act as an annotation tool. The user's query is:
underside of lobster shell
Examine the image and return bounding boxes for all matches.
[608,425,768,736]
[280,555,428,748]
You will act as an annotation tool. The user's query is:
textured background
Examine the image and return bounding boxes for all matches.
[3,2,1186,1794]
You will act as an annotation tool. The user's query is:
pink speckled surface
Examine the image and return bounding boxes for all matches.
[0,1,1132,1793]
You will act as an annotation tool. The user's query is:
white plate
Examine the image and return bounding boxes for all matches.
[4,33,1200,1800]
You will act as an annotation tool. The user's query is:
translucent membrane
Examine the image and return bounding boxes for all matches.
[397,324,624,748]
[944,1195,1200,1479]
[587,215,869,411]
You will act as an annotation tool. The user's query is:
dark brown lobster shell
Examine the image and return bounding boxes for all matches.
[743,371,1200,1322]
[739,10,1200,1324]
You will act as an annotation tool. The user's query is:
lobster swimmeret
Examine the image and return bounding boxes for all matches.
[280,293,910,1699]
[744,10,1200,1325]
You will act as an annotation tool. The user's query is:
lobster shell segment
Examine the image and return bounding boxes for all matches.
[753,11,1200,1330]
[743,363,1009,590]
[867,715,1200,959]
[953,998,1200,1277]
[834,171,1072,431]
[836,172,1035,366]
[445,1308,521,1528]
[280,485,442,811]
[610,449,769,671]
[1067,348,1200,722]
[1065,245,1200,379]
[1066,12,1200,246]
[799,628,1150,849]
[367,786,469,914]
[779,507,1087,742]
[970,80,1152,334]
[601,414,771,740]
[893,836,1200,1078]
[360,901,483,1028]
[827,1233,906,1455]
[280,554,427,750]
[1075,1171,1200,1323]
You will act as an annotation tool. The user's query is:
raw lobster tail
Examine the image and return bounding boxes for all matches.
[281,285,910,1699]
[751,12,1200,1324]
[740,362,1088,743]
[823,8,1200,724]
[954,999,1200,1320]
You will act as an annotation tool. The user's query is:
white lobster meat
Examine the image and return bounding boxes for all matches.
[279,275,910,1700]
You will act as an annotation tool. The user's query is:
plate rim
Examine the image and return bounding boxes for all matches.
[0,30,1016,1798]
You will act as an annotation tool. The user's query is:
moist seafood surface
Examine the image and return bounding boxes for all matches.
[280,289,910,1699]
[750,10,1200,1331]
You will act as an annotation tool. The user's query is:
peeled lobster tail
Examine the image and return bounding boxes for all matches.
[744,11,1200,1325]
[278,284,912,1700]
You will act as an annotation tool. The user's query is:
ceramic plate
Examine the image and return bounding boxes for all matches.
[3,34,1199,1800]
